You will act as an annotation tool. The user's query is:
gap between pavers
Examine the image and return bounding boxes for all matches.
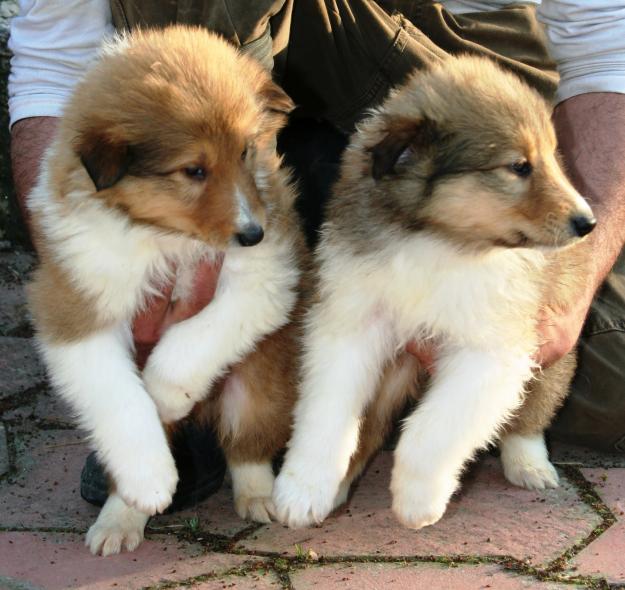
[0,531,264,590]
[238,452,601,566]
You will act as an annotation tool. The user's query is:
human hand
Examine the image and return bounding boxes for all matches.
[535,287,594,368]
[133,255,224,368]
[405,340,436,375]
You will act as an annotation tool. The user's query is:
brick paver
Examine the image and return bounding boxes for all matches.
[177,572,283,589]
[0,429,97,530]
[153,479,252,538]
[239,453,600,566]
[0,337,45,399]
[571,468,625,584]
[0,531,260,590]
[290,562,584,590]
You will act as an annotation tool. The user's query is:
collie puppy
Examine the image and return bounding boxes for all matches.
[28,27,306,555]
[273,56,595,530]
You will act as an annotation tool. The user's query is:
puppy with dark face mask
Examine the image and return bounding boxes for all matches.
[273,56,595,530]
[28,26,306,555]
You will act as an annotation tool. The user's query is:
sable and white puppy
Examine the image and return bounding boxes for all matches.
[273,56,595,530]
[28,27,305,555]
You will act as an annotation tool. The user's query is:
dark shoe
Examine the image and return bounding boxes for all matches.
[80,419,227,513]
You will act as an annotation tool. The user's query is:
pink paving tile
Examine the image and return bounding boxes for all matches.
[0,428,249,538]
[240,453,599,566]
[580,468,625,519]
[0,531,259,590]
[571,468,625,584]
[291,562,582,590]
[0,430,98,530]
[153,478,251,537]
[177,571,282,589]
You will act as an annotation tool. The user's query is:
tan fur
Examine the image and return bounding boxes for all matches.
[327,55,593,485]
[28,26,308,520]
[30,27,295,343]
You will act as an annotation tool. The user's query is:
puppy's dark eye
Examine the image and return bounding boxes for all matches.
[241,147,248,161]
[184,166,207,180]
[510,160,532,178]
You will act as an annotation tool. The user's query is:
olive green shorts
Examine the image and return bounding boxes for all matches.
[111,0,625,452]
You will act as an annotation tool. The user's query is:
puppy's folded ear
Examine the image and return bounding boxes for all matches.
[258,78,295,133]
[76,129,132,191]
[370,117,437,180]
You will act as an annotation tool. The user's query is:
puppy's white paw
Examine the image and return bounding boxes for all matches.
[273,467,339,529]
[390,467,456,530]
[115,446,178,515]
[503,458,559,490]
[231,462,276,524]
[236,495,276,524]
[86,494,149,556]
[500,433,559,490]
[143,364,196,424]
[333,478,351,511]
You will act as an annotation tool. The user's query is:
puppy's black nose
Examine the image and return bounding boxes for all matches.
[236,224,264,247]
[570,215,597,237]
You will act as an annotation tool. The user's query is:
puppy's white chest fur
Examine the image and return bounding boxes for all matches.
[321,232,545,352]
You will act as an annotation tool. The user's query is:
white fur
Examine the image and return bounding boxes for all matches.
[274,314,394,527]
[391,347,533,528]
[274,233,544,528]
[31,153,299,547]
[86,493,149,556]
[40,326,178,515]
[143,230,299,424]
[500,432,559,490]
[234,185,260,231]
[230,462,276,523]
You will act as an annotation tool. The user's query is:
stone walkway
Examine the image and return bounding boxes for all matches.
[1,248,624,590]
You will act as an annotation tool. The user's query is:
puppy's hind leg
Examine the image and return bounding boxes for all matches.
[86,493,149,556]
[213,327,298,523]
[500,351,576,490]
[334,353,421,510]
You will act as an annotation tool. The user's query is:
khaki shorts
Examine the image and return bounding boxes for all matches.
[111,0,625,452]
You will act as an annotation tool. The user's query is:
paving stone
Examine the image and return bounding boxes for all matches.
[3,388,73,426]
[571,468,625,584]
[0,426,252,539]
[551,441,625,468]
[177,571,282,589]
[0,337,45,401]
[0,251,36,284]
[152,477,256,538]
[290,562,583,590]
[0,531,259,590]
[0,422,7,477]
[0,282,32,337]
[0,429,97,530]
[239,453,600,566]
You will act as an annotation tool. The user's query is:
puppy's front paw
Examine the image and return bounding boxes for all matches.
[86,494,149,556]
[143,363,195,424]
[390,468,456,530]
[273,468,338,529]
[115,446,178,515]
